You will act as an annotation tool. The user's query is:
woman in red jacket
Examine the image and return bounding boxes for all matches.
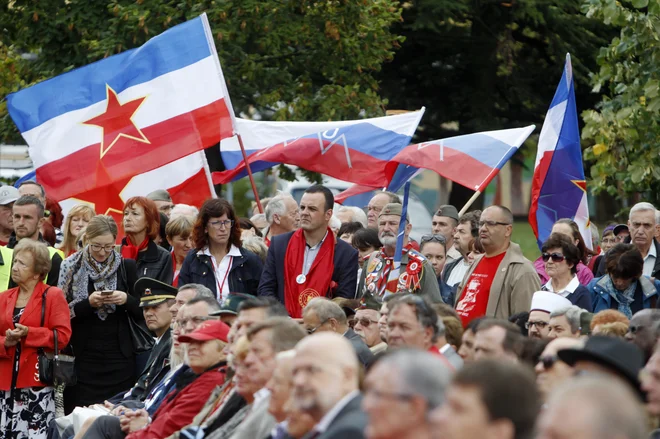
[0,239,72,438]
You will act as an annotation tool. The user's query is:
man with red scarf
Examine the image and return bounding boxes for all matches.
[358,203,443,306]
[257,185,359,318]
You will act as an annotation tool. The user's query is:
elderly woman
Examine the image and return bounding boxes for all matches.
[121,196,173,284]
[58,204,96,257]
[587,243,660,317]
[165,215,194,286]
[58,215,141,412]
[0,239,71,438]
[178,199,263,300]
[540,233,593,310]
[534,218,594,285]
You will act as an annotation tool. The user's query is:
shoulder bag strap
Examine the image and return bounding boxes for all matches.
[40,286,51,327]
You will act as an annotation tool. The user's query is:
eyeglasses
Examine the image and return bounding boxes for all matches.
[542,252,565,263]
[356,318,379,327]
[208,219,234,229]
[365,387,415,401]
[601,238,616,244]
[525,320,549,330]
[629,324,645,334]
[421,234,446,244]
[307,320,328,335]
[478,220,511,228]
[538,355,558,370]
[90,243,115,252]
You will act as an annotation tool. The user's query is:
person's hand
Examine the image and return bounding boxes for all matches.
[110,404,132,417]
[104,291,127,306]
[14,324,29,338]
[89,292,105,308]
[120,409,149,433]
[4,329,19,347]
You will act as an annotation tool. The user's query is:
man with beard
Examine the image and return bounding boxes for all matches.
[358,204,442,305]
[527,291,572,339]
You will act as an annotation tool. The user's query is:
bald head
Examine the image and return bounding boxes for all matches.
[295,332,359,372]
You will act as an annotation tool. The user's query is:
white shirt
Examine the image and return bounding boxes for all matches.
[303,232,328,276]
[200,244,242,301]
[643,243,657,277]
[312,390,360,434]
[543,275,580,298]
[439,343,452,355]
[446,258,470,287]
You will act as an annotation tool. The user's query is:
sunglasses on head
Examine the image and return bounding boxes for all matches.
[421,234,446,244]
[538,355,558,370]
[542,252,565,263]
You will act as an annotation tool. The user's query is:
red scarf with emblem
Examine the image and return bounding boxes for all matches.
[121,236,149,260]
[284,228,335,318]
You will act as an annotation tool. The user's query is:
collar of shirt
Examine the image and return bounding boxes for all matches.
[313,390,360,434]
[199,244,242,258]
[647,242,657,260]
[306,231,329,250]
[439,343,451,354]
[254,388,271,404]
[543,275,580,297]
[270,421,288,439]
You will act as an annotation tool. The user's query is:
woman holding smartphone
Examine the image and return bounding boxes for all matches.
[58,215,140,413]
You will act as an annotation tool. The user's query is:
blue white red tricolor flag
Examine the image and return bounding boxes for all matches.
[529,54,592,250]
[6,14,232,216]
[213,110,425,186]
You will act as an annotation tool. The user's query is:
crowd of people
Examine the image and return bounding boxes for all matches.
[1,180,660,439]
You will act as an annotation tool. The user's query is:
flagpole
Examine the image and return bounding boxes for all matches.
[458,190,481,217]
[236,133,264,214]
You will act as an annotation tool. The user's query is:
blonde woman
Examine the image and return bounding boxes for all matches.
[58,205,96,257]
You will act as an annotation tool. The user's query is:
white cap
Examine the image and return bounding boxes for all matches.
[530,291,572,314]
[0,186,19,206]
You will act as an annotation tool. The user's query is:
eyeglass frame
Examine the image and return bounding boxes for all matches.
[541,252,566,263]
[537,355,559,370]
[478,220,511,228]
[421,234,447,244]
[525,320,549,330]
[208,219,234,229]
[89,243,116,252]
[307,319,329,335]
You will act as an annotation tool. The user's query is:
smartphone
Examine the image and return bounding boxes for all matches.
[101,290,114,296]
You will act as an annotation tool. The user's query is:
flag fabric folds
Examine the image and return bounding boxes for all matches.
[529,54,592,250]
[6,14,234,212]
[213,110,425,186]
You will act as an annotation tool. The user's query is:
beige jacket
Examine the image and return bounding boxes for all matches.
[456,242,540,319]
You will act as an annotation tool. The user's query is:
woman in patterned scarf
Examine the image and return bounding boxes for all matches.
[58,215,141,414]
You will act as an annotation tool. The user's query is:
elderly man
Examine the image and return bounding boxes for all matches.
[443,210,480,288]
[0,185,19,247]
[548,305,584,339]
[336,206,368,228]
[537,377,648,439]
[265,351,296,438]
[169,283,216,320]
[354,304,387,355]
[258,185,359,317]
[455,206,540,326]
[431,205,462,264]
[626,309,660,362]
[264,194,299,246]
[233,296,289,339]
[429,359,540,439]
[292,333,366,439]
[363,349,452,439]
[146,189,175,218]
[303,298,375,367]
[358,203,442,305]
[473,319,522,362]
[527,291,572,339]
[366,191,400,229]
[535,337,583,401]
[17,180,47,205]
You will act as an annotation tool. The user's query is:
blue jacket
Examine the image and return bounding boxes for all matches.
[257,231,359,303]
[178,247,263,298]
[438,277,456,306]
[587,275,660,314]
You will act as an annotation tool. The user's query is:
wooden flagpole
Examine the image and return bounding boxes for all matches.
[236,133,264,214]
[458,190,481,217]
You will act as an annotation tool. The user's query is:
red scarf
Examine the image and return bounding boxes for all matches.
[284,228,335,318]
[171,251,180,286]
[121,236,149,260]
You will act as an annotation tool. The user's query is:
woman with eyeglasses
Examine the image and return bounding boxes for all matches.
[178,198,263,300]
[121,197,173,284]
[540,233,593,311]
[587,243,660,317]
[533,219,594,286]
[420,234,456,305]
[58,215,141,412]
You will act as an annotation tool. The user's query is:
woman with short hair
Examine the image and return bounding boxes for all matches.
[0,239,71,438]
[540,233,592,310]
[166,215,194,286]
[58,215,140,412]
[58,204,96,257]
[178,199,263,299]
[121,197,173,284]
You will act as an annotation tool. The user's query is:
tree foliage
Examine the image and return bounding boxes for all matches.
[582,0,660,204]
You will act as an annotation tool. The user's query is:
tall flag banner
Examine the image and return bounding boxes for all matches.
[214,110,425,185]
[383,182,411,299]
[386,126,536,192]
[529,54,592,250]
[6,14,234,214]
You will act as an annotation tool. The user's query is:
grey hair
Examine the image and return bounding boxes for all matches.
[336,206,368,228]
[329,215,341,231]
[629,202,657,223]
[388,295,439,343]
[179,283,216,300]
[303,297,347,325]
[550,305,584,333]
[656,210,660,226]
[186,294,221,312]
[436,318,446,338]
[265,195,292,224]
[170,204,199,221]
[276,349,297,361]
[378,348,452,411]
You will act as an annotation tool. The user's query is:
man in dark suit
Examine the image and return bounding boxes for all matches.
[302,298,375,368]
[292,332,366,439]
[257,185,359,317]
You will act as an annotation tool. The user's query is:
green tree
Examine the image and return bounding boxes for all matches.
[581,0,660,205]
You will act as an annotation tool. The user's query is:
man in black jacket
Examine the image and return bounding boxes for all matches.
[257,185,358,316]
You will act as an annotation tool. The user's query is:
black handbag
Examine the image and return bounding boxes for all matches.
[37,288,76,386]
[119,260,155,354]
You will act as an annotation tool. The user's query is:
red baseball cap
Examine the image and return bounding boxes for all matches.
[178,320,230,344]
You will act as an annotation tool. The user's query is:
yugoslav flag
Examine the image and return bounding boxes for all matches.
[529,54,592,250]
[6,14,234,213]
[214,110,425,186]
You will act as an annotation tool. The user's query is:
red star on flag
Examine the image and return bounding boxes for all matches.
[83,85,150,157]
